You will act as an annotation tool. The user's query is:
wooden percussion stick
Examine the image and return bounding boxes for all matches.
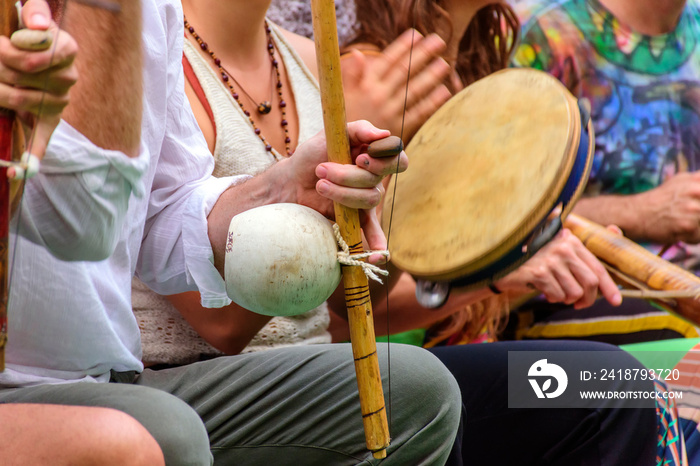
[564,213,700,325]
[310,0,390,458]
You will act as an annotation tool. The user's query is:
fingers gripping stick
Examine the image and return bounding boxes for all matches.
[4,28,53,180]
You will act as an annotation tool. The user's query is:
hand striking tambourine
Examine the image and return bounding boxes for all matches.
[382,68,594,307]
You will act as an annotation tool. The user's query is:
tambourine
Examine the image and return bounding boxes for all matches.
[382,68,595,307]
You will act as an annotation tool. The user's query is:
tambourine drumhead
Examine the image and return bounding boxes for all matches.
[383,68,584,282]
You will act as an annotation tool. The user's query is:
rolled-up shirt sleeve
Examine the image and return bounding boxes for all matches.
[182,175,244,308]
[136,103,250,307]
[16,119,148,262]
[135,26,249,307]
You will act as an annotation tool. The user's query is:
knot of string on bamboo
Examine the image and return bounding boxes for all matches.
[333,223,389,283]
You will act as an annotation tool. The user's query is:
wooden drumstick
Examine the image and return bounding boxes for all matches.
[564,213,700,323]
[310,0,391,458]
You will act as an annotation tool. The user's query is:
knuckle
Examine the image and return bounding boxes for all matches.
[62,68,79,88]
[8,90,26,109]
[369,93,384,108]
[23,55,44,73]
[417,104,435,123]
[0,37,10,56]
[1,68,19,86]
[567,290,583,304]
[64,36,79,58]
[369,187,382,205]
[532,265,548,281]
[675,219,696,235]
[582,275,599,290]
[551,242,568,256]
[544,257,559,269]
[679,199,693,212]
[55,95,70,110]
[593,262,607,276]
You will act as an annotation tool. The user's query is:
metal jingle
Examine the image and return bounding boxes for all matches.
[415,279,450,309]
[257,101,272,114]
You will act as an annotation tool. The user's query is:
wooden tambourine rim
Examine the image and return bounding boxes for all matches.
[561,117,595,220]
[383,68,586,282]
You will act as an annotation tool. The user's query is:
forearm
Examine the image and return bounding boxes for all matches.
[166,292,272,355]
[18,120,145,261]
[373,275,495,336]
[573,194,647,240]
[61,0,142,157]
[330,271,495,339]
[208,160,294,276]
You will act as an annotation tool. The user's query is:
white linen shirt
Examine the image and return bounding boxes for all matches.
[0,0,244,387]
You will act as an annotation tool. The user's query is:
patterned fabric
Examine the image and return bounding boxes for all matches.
[663,342,700,465]
[655,379,688,465]
[510,300,700,343]
[267,0,358,44]
[513,0,700,271]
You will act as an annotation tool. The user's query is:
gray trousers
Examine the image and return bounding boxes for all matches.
[0,344,461,465]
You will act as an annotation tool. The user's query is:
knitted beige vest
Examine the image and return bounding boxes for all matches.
[133,23,329,366]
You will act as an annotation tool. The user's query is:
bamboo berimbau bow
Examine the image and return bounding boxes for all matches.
[309,0,391,459]
[0,0,20,371]
[0,0,56,372]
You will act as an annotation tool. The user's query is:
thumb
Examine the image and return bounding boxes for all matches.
[361,208,388,264]
[605,224,623,236]
[7,115,54,179]
[21,0,52,31]
[27,115,58,160]
[342,49,367,87]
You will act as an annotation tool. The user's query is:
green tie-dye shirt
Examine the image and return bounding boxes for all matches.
[513,0,700,269]
[514,0,700,195]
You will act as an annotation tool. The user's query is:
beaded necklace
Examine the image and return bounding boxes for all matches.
[184,17,292,155]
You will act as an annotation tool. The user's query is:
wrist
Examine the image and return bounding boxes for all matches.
[492,275,515,295]
[619,191,648,240]
[488,282,502,295]
[264,158,296,204]
[574,194,645,239]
